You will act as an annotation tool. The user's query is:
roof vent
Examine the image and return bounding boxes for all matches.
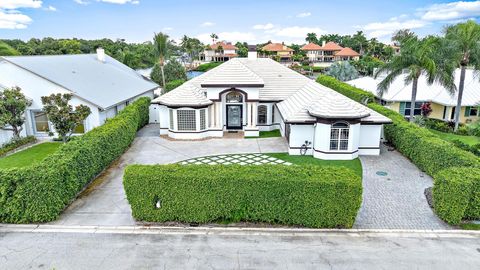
[96,48,106,63]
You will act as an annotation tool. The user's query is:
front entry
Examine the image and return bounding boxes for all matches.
[226,105,243,129]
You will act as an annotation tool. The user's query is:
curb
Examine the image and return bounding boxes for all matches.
[1,224,479,238]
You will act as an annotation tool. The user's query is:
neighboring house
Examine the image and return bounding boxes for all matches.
[152,49,391,160]
[301,41,360,63]
[202,42,238,62]
[261,43,294,62]
[0,49,158,145]
[390,45,401,55]
[347,70,480,123]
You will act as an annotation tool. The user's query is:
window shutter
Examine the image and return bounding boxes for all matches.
[399,102,406,115]
[465,106,471,117]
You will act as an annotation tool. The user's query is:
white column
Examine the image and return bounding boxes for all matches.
[252,102,258,128]
[209,105,214,128]
[216,102,222,129]
[246,102,252,127]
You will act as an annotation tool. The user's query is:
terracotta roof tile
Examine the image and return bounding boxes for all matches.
[334,47,360,57]
[210,42,238,50]
[301,43,322,51]
[320,41,343,51]
[262,43,294,52]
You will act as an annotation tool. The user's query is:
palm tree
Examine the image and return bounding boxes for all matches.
[444,20,480,131]
[153,32,169,91]
[305,33,318,44]
[375,34,456,122]
[210,33,218,44]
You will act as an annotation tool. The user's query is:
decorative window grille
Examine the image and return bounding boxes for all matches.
[226,91,243,103]
[330,122,349,151]
[177,110,196,131]
[169,109,174,130]
[258,105,267,124]
[200,109,206,130]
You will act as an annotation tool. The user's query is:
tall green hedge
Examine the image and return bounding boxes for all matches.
[124,164,362,228]
[316,75,480,224]
[0,97,151,223]
[433,168,480,224]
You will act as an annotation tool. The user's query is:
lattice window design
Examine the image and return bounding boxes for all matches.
[330,122,349,151]
[177,110,196,131]
[200,109,206,130]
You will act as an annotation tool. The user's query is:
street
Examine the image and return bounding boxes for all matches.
[0,226,479,270]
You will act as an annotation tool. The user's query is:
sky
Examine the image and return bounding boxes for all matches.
[1,0,480,44]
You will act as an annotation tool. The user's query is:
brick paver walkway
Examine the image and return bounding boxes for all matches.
[354,146,450,229]
[179,154,292,165]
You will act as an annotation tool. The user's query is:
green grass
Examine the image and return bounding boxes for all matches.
[245,129,282,139]
[460,223,480,230]
[266,152,363,177]
[429,129,480,146]
[0,142,61,169]
[195,62,223,72]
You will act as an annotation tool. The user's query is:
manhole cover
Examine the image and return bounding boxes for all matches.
[376,171,388,176]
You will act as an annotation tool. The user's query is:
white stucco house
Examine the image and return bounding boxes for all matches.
[0,49,158,145]
[152,50,391,160]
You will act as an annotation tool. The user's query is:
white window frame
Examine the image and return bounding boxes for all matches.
[329,122,350,151]
[30,110,50,134]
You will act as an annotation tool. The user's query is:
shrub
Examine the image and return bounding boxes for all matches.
[467,120,480,136]
[424,118,451,133]
[316,75,376,104]
[124,164,362,228]
[325,61,359,81]
[165,79,186,92]
[0,136,36,157]
[0,97,151,223]
[433,168,480,224]
[195,62,222,72]
[150,59,187,87]
[450,139,480,157]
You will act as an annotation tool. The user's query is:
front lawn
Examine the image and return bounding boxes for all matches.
[245,129,282,139]
[460,223,480,230]
[429,129,480,146]
[266,153,363,177]
[0,142,61,169]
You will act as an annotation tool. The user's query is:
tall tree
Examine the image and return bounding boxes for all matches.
[41,93,91,143]
[153,32,170,91]
[0,87,32,139]
[444,20,480,131]
[305,33,318,44]
[210,33,218,44]
[375,34,456,122]
[0,41,20,56]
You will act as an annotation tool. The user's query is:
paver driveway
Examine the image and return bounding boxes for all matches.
[51,125,288,226]
[354,146,449,229]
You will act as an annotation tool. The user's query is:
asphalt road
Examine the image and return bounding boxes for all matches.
[0,227,479,270]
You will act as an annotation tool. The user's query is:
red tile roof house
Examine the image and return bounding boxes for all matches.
[202,42,238,62]
[260,43,295,62]
[301,41,360,63]
[152,48,391,160]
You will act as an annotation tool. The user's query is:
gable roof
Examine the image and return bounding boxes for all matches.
[153,58,391,124]
[209,42,238,50]
[262,43,294,52]
[301,43,323,51]
[321,42,343,51]
[1,54,158,110]
[335,47,360,57]
[347,69,480,107]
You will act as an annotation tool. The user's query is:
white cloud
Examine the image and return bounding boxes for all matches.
[253,23,274,30]
[196,31,256,44]
[162,27,173,32]
[200,21,215,27]
[420,1,480,21]
[45,5,57,11]
[296,12,311,18]
[0,9,33,29]
[74,0,89,5]
[0,0,42,9]
[362,17,428,38]
[270,26,326,38]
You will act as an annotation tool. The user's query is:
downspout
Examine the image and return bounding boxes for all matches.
[311,123,317,155]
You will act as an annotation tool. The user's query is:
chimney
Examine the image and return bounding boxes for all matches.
[247,45,257,60]
[322,40,326,47]
[96,48,106,62]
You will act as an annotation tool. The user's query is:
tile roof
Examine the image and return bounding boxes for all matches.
[301,43,323,51]
[334,47,360,57]
[262,43,294,52]
[155,58,391,123]
[1,54,158,109]
[321,41,344,51]
[210,42,238,50]
[347,69,480,106]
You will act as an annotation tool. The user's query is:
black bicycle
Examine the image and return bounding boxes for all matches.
[300,140,312,156]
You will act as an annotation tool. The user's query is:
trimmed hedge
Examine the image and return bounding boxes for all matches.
[124,164,362,228]
[316,76,480,224]
[433,168,480,224]
[316,75,376,104]
[0,136,36,157]
[195,62,222,72]
[165,79,186,92]
[0,97,151,223]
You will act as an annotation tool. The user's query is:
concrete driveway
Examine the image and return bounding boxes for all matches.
[51,124,288,226]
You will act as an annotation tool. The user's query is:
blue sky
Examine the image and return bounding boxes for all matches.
[1,0,480,44]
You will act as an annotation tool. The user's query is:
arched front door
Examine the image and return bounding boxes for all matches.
[225,91,244,130]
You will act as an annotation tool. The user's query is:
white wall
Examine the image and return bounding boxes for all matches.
[288,124,314,155]
[312,122,360,160]
[359,124,382,155]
